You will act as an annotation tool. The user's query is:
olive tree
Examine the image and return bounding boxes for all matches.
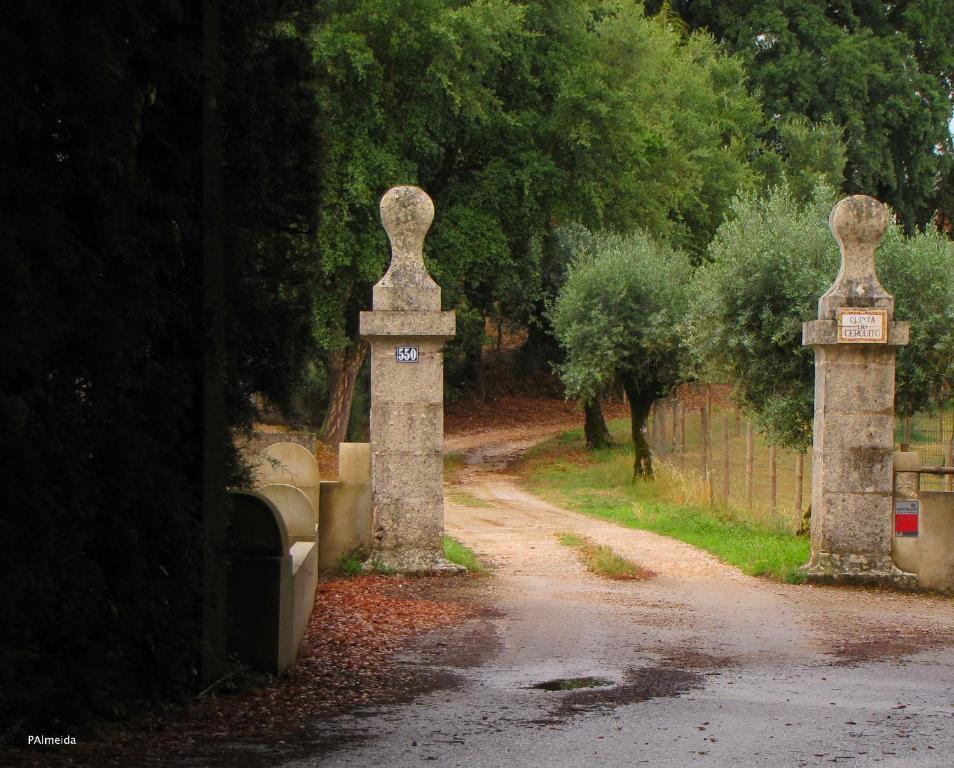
[688,182,954,452]
[549,227,692,477]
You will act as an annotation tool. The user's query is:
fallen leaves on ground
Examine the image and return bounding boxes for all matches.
[295,575,479,715]
[445,395,627,436]
[3,575,480,768]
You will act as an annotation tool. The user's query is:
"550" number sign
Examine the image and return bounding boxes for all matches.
[395,346,419,363]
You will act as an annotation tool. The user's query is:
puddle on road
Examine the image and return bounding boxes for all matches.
[552,667,704,716]
[520,666,709,727]
[529,676,615,691]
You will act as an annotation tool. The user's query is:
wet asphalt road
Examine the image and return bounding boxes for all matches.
[298,434,954,768]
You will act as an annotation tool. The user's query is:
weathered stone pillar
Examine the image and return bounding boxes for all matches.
[802,195,915,587]
[359,186,460,573]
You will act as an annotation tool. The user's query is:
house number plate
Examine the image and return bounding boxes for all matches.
[395,346,419,363]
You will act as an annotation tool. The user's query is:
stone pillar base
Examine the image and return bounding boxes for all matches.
[363,549,466,576]
[802,552,917,589]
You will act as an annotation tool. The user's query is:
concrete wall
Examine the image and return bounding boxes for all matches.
[242,429,318,456]
[290,541,319,653]
[256,484,317,543]
[227,490,318,675]
[254,442,320,523]
[893,491,954,592]
[318,443,372,572]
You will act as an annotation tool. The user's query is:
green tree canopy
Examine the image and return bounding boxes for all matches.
[688,183,954,452]
[756,115,847,205]
[650,0,954,233]
[307,0,763,430]
[549,226,692,477]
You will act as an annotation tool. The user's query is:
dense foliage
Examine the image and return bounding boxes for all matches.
[688,183,954,451]
[306,0,762,420]
[549,227,692,476]
[0,0,320,734]
[648,0,954,233]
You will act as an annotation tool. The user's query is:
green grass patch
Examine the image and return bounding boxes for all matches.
[336,549,365,576]
[558,532,586,547]
[370,557,394,575]
[447,489,486,507]
[443,535,486,574]
[443,452,468,483]
[556,532,651,580]
[520,426,809,584]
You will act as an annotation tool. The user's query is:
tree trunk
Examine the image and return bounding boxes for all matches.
[583,397,612,449]
[319,341,368,445]
[621,375,655,480]
[201,0,228,686]
[466,341,486,401]
[796,504,812,537]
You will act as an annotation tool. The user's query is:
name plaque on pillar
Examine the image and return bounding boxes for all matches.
[837,308,888,344]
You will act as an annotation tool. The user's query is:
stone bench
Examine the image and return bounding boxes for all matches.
[227,489,318,674]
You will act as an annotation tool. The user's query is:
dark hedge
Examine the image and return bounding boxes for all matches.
[0,0,320,737]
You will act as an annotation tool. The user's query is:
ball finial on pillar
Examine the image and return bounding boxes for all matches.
[829,194,889,255]
[819,195,893,319]
[380,186,434,269]
[374,186,440,311]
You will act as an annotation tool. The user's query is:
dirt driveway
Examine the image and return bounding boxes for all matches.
[303,426,954,768]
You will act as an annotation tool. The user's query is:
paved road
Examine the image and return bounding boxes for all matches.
[302,431,954,768]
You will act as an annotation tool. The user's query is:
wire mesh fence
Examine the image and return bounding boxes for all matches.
[647,390,808,532]
[647,385,954,530]
[897,408,954,492]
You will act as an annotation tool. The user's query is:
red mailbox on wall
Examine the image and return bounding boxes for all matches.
[895,500,919,537]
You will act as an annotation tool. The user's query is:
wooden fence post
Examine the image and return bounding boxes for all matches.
[701,404,709,480]
[769,444,777,517]
[660,403,669,457]
[669,399,677,453]
[745,421,754,509]
[946,408,953,492]
[794,452,804,515]
[679,401,686,470]
[722,412,730,501]
[650,404,657,455]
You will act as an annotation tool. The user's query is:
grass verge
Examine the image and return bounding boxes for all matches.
[556,532,652,580]
[443,452,467,483]
[447,489,486,507]
[336,550,365,576]
[518,422,809,584]
[443,535,486,574]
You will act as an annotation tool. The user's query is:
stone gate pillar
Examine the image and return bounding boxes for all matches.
[359,186,460,573]
[802,195,915,587]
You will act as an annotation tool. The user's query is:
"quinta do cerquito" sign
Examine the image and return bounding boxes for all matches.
[836,308,888,344]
